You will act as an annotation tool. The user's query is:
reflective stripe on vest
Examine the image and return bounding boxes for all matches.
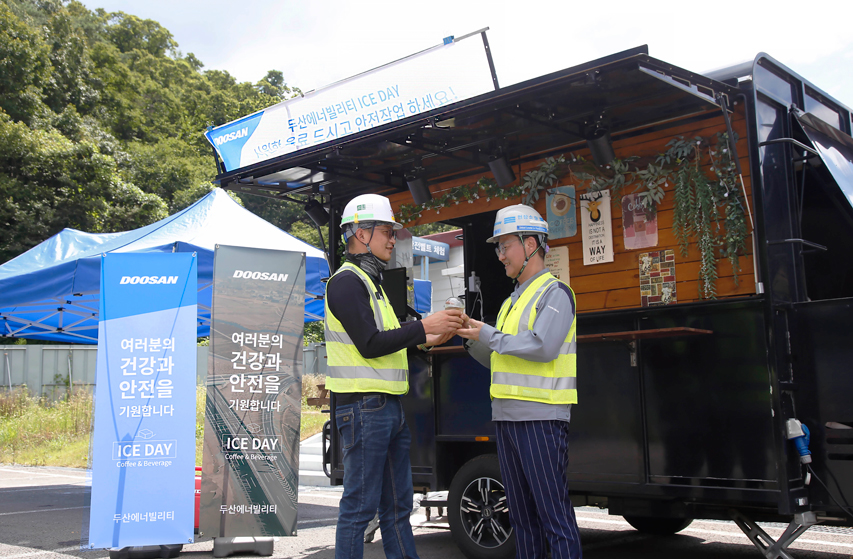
[324,262,408,395]
[490,272,577,405]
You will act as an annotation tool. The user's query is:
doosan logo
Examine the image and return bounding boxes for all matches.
[120,276,179,285]
[213,127,248,146]
[233,270,289,282]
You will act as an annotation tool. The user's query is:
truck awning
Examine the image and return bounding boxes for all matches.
[212,46,740,206]
[795,111,853,213]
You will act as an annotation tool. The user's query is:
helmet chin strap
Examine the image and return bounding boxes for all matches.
[356,223,377,255]
[512,235,544,282]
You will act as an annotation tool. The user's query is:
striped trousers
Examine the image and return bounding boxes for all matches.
[495,420,582,559]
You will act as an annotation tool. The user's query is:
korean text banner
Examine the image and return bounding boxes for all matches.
[205,34,495,172]
[412,236,450,262]
[200,246,304,538]
[88,253,198,549]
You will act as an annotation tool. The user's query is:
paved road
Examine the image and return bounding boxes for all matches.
[1,465,852,559]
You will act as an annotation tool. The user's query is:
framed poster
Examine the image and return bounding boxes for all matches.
[622,193,658,250]
[639,250,677,306]
[545,185,577,239]
[580,190,614,265]
[545,246,570,283]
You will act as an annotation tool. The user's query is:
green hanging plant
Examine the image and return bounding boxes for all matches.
[395,131,749,299]
[521,156,565,206]
[665,133,747,298]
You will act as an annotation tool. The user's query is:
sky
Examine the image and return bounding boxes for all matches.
[81,0,853,111]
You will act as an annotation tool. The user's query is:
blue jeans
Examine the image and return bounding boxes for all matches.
[334,394,420,559]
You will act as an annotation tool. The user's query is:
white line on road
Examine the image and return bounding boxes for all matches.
[2,546,80,559]
[0,485,87,493]
[575,514,853,550]
[0,506,88,516]
[0,467,87,480]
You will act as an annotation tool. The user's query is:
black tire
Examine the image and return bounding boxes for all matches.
[448,454,515,559]
[624,515,693,535]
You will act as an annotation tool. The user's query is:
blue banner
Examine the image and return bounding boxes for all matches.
[412,237,450,262]
[205,32,496,172]
[88,253,198,549]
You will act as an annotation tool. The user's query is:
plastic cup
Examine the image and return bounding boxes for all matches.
[445,297,464,311]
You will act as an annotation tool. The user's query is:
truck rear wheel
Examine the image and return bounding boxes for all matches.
[448,454,515,559]
[624,515,693,535]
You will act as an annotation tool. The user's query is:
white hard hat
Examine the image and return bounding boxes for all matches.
[487,204,549,243]
[341,194,403,230]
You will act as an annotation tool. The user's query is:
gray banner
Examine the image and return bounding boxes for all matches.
[200,245,305,538]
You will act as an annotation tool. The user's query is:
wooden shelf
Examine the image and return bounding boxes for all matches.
[577,327,713,343]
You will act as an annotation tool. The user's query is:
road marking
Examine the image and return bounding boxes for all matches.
[0,485,87,493]
[575,514,853,550]
[3,546,80,559]
[297,516,339,527]
[0,506,88,516]
[297,492,342,502]
[682,527,853,550]
[0,467,87,480]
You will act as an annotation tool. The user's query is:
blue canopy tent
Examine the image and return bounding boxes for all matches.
[0,188,329,343]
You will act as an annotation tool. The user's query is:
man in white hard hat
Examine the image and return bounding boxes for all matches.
[324,194,464,559]
[457,204,582,559]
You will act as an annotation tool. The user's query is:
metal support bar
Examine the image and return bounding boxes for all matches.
[393,138,488,170]
[730,509,817,559]
[4,352,11,390]
[758,138,818,155]
[767,238,828,252]
[508,107,586,141]
[480,30,499,91]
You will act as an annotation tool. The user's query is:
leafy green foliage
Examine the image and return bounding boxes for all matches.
[665,134,747,298]
[0,0,305,267]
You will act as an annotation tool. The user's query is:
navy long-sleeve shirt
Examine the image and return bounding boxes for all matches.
[326,268,426,404]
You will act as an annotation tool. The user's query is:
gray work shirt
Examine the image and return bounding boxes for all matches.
[466,268,575,422]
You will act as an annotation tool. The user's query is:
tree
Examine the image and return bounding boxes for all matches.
[104,12,177,57]
[0,0,305,268]
[0,2,51,123]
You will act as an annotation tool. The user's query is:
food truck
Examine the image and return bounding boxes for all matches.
[207,37,853,559]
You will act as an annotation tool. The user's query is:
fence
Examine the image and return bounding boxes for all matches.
[0,343,327,398]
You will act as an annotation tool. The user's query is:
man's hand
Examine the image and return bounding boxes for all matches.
[421,309,464,335]
[456,318,485,341]
[425,331,455,347]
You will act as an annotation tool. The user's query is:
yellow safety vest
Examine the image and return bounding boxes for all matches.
[490,272,577,404]
[324,262,408,395]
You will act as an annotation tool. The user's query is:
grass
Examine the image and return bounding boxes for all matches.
[0,373,329,469]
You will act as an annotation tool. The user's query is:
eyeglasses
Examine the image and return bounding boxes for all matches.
[373,227,397,240]
[495,238,520,257]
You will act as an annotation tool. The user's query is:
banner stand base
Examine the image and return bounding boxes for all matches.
[108,545,183,559]
[212,537,274,558]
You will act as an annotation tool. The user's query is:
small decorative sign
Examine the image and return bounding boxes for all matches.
[545,185,577,239]
[639,250,677,306]
[622,193,658,250]
[544,246,570,282]
[580,190,614,265]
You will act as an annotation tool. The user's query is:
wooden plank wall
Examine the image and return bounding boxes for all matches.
[388,108,756,314]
